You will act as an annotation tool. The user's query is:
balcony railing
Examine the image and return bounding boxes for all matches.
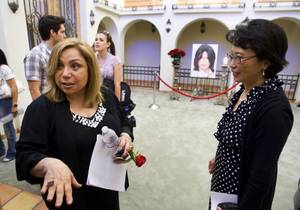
[253,1,300,11]
[94,0,166,15]
[171,1,246,13]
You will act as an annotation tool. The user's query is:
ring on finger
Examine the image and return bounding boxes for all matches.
[47,180,55,187]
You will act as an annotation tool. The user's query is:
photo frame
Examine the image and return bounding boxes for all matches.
[190,43,219,78]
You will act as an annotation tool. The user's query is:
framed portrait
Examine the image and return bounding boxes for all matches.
[190,43,219,78]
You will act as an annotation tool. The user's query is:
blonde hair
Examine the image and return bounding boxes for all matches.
[46,38,102,107]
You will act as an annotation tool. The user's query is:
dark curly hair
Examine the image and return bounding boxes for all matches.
[226,18,288,79]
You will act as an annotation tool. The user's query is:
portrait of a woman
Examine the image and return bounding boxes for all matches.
[191,44,217,78]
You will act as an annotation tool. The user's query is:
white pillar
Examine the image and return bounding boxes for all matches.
[79,0,96,45]
[160,33,176,91]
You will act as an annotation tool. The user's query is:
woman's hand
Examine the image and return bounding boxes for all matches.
[208,157,216,174]
[11,105,18,117]
[37,158,81,208]
[118,132,134,158]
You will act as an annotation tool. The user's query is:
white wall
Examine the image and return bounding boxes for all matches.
[0,0,31,112]
[79,0,96,45]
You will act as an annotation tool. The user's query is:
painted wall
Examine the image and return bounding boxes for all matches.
[124,21,161,66]
[274,19,300,75]
[0,0,31,113]
[80,0,98,45]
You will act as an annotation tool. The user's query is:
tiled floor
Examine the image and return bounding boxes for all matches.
[0,182,47,210]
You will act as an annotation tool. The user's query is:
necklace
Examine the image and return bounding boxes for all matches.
[234,90,248,111]
[238,90,249,102]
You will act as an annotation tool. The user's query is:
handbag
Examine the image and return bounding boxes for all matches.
[120,81,136,113]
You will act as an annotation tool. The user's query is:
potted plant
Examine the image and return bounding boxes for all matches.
[168,48,186,65]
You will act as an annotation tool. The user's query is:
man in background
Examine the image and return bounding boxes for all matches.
[24,15,65,100]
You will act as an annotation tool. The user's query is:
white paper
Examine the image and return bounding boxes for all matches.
[210,191,237,210]
[86,134,128,192]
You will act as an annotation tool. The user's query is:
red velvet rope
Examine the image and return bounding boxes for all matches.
[156,73,240,100]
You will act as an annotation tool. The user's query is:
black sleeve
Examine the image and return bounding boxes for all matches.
[238,96,293,209]
[101,87,134,140]
[15,96,54,184]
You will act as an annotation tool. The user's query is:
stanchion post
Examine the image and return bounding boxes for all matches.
[149,71,160,110]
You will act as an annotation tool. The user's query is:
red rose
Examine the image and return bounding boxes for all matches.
[135,154,146,167]
[129,151,147,167]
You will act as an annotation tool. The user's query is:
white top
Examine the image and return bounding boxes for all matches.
[0,64,15,99]
[190,69,215,78]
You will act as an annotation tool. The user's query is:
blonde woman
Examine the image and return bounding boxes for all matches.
[16,38,134,210]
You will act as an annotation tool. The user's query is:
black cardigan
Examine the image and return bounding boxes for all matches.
[16,88,133,210]
[237,88,293,210]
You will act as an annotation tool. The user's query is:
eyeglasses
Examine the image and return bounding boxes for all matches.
[227,53,256,64]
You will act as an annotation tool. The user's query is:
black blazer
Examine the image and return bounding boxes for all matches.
[237,88,293,210]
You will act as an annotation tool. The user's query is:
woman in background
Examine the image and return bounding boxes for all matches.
[208,19,294,210]
[94,31,122,101]
[0,48,18,162]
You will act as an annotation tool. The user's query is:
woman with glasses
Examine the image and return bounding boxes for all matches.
[208,18,294,210]
[94,31,122,101]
